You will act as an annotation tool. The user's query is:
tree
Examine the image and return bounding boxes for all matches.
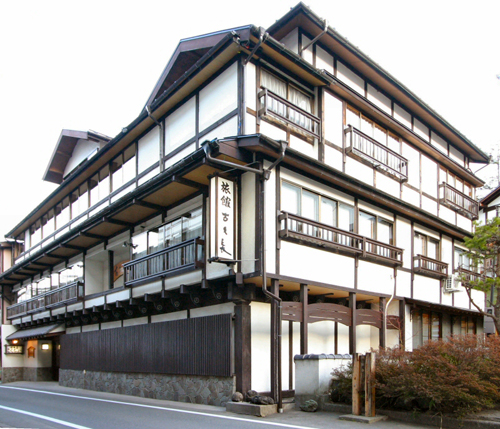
[460,217,500,334]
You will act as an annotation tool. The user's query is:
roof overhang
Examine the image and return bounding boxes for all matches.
[406,298,481,317]
[43,130,111,185]
[6,323,65,341]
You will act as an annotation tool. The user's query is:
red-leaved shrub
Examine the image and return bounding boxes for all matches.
[331,335,500,417]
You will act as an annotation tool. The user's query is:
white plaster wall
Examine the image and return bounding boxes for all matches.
[66,327,81,334]
[356,325,374,353]
[441,236,453,268]
[199,63,237,133]
[164,143,196,170]
[280,28,298,54]
[413,119,429,142]
[422,196,438,216]
[358,201,393,221]
[375,172,400,197]
[245,113,256,134]
[308,321,335,355]
[251,301,270,392]
[82,324,99,332]
[259,120,287,142]
[281,320,300,390]
[449,145,465,167]
[358,261,393,295]
[138,167,160,186]
[404,304,413,352]
[23,340,52,368]
[301,35,313,65]
[199,116,238,142]
[123,317,148,327]
[345,157,373,186]
[101,321,122,330]
[396,270,411,298]
[151,311,188,323]
[386,300,400,348]
[395,216,412,269]
[63,139,101,178]
[165,96,196,153]
[457,214,472,232]
[289,134,316,159]
[316,45,334,75]
[413,275,440,304]
[337,324,350,354]
[367,84,391,115]
[245,62,256,112]
[402,186,420,208]
[280,241,355,288]
[138,127,160,174]
[430,132,447,155]
[324,146,343,171]
[190,302,234,318]
[1,325,24,368]
[264,162,276,275]
[240,172,256,274]
[439,205,455,225]
[337,61,364,95]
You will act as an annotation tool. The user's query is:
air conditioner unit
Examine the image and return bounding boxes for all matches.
[443,275,460,293]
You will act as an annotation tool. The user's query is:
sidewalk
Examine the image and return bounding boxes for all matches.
[1,381,499,429]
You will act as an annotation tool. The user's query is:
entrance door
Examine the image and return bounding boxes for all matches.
[51,338,60,381]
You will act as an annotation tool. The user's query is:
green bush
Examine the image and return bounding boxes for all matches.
[331,335,500,417]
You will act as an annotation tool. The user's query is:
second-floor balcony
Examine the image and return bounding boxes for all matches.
[258,88,320,140]
[456,266,488,282]
[123,237,205,287]
[6,281,84,320]
[439,182,479,220]
[278,211,403,266]
[413,255,448,279]
[344,126,408,182]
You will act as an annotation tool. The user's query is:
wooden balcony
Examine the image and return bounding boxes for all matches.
[439,182,479,220]
[413,255,448,279]
[6,281,84,320]
[278,212,403,266]
[123,237,204,287]
[258,88,320,139]
[344,126,408,182]
[457,267,487,282]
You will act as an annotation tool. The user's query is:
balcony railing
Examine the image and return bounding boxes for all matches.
[258,88,320,139]
[439,182,479,219]
[344,126,408,182]
[413,255,448,279]
[123,237,204,287]
[457,267,487,282]
[278,212,403,266]
[6,281,84,320]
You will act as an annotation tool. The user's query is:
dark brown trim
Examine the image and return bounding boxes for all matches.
[234,301,251,393]
[300,283,308,354]
[349,291,356,355]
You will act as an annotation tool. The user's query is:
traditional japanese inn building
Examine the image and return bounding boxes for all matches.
[0,3,489,408]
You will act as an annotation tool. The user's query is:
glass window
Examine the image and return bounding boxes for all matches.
[59,264,83,286]
[338,203,354,232]
[282,182,301,215]
[90,175,99,207]
[359,212,376,239]
[302,190,319,221]
[378,219,393,245]
[415,232,439,260]
[321,198,337,227]
[132,231,148,260]
[111,155,124,192]
[346,106,360,129]
[79,183,89,214]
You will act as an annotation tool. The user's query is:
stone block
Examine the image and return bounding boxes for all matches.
[226,401,278,417]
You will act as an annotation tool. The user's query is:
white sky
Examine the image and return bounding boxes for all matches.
[1,0,499,241]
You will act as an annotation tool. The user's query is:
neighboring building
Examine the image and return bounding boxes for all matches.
[0,3,489,406]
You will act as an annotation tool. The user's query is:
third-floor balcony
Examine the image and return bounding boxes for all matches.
[278,211,403,266]
[344,126,408,182]
[439,182,479,220]
[258,88,320,140]
[413,255,448,279]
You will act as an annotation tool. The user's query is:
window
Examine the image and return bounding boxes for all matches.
[359,212,394,245]
[281,182,354,232]
[454,247,475,272]
[132,206,203,261]
[414,232,439,260]
[260,69,316,135]
[412,309,441,348]
[59,264,83,286]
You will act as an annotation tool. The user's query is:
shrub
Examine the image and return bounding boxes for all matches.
[331,335,500,417]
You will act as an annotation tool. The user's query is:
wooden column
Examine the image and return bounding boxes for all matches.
[349,292,357,355]
[270,279,281,403]
[352,353,361,415]
[399,299,406,350]
[234,300,251,394]
[365,352,376,417]
[379,297,386,349]
[300,284,308,355]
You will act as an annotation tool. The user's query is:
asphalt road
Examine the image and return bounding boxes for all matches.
[0,382,428,429]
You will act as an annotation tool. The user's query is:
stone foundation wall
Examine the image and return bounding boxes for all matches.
[59,370,235,406]
[2,367,53,383]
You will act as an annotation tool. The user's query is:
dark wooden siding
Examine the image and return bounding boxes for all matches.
[60,314,231,377]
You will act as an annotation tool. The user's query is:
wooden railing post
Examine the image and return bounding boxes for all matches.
[352,353,361,416]
[365,352,376,417]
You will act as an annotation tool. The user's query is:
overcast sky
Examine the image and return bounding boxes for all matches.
[1,0,499,241]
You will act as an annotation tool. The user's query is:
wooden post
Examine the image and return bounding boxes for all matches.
[300,284,308,354]
[364,352,376,417]
[234,301,251,394]
[352,353,361,416]
[349,292,357,355]
[379,297,386,349]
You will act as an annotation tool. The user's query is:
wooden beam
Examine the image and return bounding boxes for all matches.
[132,199,165,212]
[234,301,251,394]
[379,297,386,348]
[349,292,357,355]
[61,244,85,251]
[103,217,133,227]
[81,231,105,240]
[171,175,205,190]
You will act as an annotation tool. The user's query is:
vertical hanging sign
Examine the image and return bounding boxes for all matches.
[210,176,235,262]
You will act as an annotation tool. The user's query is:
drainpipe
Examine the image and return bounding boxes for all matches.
[244,27,268,66]
[145,105,161,127]
[300,19,328,55]
[202,138,287,412]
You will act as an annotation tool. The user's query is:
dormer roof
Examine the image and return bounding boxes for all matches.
[43,129,111,184]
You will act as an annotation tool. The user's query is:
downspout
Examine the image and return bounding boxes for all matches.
[243,27,268,66]
[300,19,328,55]
[203,138,287,412]
[145,105,161,127]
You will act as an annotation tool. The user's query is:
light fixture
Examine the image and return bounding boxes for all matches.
[12,339,19,345]
[122,241,138,249]
[41,343,50,351]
